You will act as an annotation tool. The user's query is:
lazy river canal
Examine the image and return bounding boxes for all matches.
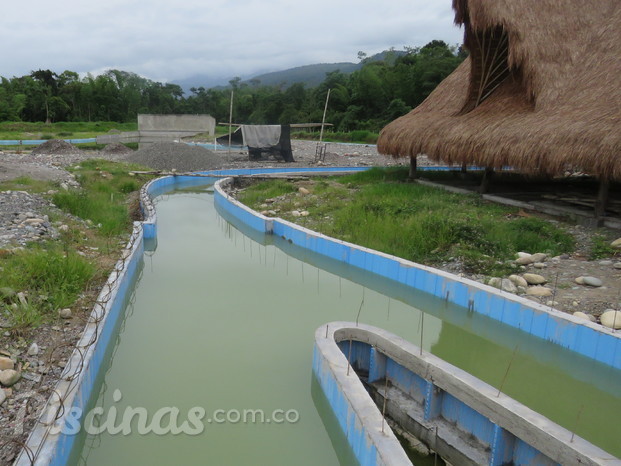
[71,183,621,464]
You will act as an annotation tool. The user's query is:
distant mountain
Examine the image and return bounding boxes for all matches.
[245,62,361,88]
[172,50,408,93]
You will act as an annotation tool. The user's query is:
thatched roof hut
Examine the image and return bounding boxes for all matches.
[377,0,621,181]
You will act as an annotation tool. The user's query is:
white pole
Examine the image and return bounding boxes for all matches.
[228,90,234,156]
[319,88,331,145]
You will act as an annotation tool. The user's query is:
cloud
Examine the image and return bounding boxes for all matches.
[1,0,462,82]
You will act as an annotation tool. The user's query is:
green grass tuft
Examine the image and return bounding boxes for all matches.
[238,167,575,275]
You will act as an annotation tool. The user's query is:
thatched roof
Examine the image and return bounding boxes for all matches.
[378,0,621,179]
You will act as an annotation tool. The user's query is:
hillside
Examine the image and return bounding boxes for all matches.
[246,62,360,88]
[173,50,407,93]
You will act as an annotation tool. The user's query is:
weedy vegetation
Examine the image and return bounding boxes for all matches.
[238,167,575,275]
[0,159,154,333]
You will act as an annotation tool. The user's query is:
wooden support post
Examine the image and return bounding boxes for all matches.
[228,90,234,157]
[409,155,417,181]
[595,177,610,219]
[479,166,494,193]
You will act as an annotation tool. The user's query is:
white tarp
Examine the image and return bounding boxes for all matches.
[241,125,281,148]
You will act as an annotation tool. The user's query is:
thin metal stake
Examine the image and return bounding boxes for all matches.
[317,268,320,295]
[434,426,438,466]
[381,376,388,433]
[355,297,364,327]
[570,405,585,442]
[347,339,353,375]
[420,312,425,355]
[325,324,329,338]
[387,297,391,320]
[550,271,560,311]
[497,345,519,397]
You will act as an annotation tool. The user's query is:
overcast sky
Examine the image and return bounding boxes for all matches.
[2,0,463,83]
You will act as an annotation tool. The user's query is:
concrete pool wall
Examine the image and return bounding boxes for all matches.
[314,322,618,466]
[213,171,621,371]
[15,166,621,464]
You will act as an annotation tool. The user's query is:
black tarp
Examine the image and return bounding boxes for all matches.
[217,124,294,162]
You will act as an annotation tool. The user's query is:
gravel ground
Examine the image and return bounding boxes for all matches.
[0,139,619,464]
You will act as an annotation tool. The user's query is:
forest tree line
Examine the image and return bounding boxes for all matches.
[0,41,465,132]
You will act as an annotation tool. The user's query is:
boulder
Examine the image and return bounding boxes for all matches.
[523,273,547,285]
[59,308,72,319]
[582,276,603,287]
[600,310,621,329]
[526,286,553,297]
[0,357,14,371]
[27,343,39,356]
[488,278,502,288]
[573,311,591,321]
[508,274,528,288]
[530,253,548,263]
[611,238,621,249]
[515,255,534,265]
[0,369,21,387]
[500,279,517,293]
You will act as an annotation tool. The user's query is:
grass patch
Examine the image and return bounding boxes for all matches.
[1,244,95,331]
[590,234,618,260]
[0,176,56,193]
[291,130,379,144]
[0,158,156,332]
[237,179,298,206]
[52,159,153,236]
[0,121,137,141]
[238,167,575,275]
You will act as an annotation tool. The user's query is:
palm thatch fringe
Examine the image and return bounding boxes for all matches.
[378,0,621,181]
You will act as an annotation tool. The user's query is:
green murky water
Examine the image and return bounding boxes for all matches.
[72,187,621,464]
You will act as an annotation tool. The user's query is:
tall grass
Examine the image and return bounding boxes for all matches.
[238,167,575,275]
[1,245,95,329]
[52,159,149,236]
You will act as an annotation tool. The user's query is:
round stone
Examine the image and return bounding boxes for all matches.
[582,276,603,287]
[508,274,528,288]
[526,286,553,297]
[523,273,547,285]
[0,357,14,371]
[600,310,621,329]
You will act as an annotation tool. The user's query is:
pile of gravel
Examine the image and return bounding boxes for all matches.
[31,139,83,156]
[124,142,228,172]
[100,142,133,155]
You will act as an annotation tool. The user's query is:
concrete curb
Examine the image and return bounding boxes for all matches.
[212,169,621,370]
[315,322,619,465]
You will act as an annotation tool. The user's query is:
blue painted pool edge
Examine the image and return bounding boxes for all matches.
[211,169,621,370]
[312,326,411,466]
[14,166,621,464]
[315,322,619,466]
[15,224,145,466]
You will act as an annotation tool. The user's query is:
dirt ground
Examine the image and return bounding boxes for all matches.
[0,140,619,464]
